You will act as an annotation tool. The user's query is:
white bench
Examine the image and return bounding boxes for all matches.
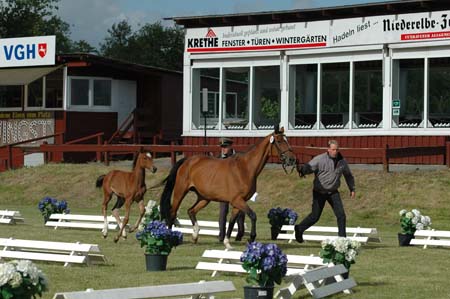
[411,229,450,249]
[0,210,24,224]
[0,238,106,267]
[195,249,326,278]
[173,218,249,238]
[276,264,357,299]
[277,225,380,244]
[45,214,124,231]
[53,280,236,299]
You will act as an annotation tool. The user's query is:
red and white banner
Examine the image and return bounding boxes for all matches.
[0,36,55,67]
[185,10,450,53]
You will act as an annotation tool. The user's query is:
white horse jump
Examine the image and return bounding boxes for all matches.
[0,238,106,267]
[411,229,450,249]
[45,213,125,231]
[0,210,24,224]
[277,225,380,244]
[53,280,236,299]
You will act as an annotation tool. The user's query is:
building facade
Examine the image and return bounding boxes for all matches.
[174,0,450,164]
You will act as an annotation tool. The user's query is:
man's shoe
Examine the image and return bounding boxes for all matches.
[294,225,304,243]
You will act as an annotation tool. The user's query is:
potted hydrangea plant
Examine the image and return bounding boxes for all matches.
[0,260,48,299]
[267,207,298,240]
[398,209,431,246]
[38,196,70,223]
[319,237,361,279]
[136,201,183,271]
[240,242,288,299]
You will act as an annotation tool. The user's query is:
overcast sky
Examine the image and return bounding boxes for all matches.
[57,0,388,48]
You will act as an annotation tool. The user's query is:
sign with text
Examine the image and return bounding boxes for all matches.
[0,36,55,68]
[185,10,450,53]
[0,118,54,146]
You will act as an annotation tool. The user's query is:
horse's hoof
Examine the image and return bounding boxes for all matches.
[223,238,233,250]
[102,235,107,239]
[113,237,119,243]
[192,237,198,244]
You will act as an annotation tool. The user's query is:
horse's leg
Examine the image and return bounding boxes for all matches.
[187,198,210,243]
[230,199,257,243]
[129,199,145,233]
[223,207,241,249]
[114,196,133,243]
[167,182,189,228]
[101,191,113,238]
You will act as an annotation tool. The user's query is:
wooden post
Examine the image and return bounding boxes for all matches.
[446,142,450,168]
[103,141,109,166]
[170,141,176,166]
[383,144,389,173]
[6,145,12,170]
[42,141,49,164]
[96,135,103,162]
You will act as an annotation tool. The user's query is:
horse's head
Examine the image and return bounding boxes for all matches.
[270,126,297,173]
[137,152,157,173]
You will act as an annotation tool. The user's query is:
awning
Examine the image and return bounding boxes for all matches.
[0,65,62,85]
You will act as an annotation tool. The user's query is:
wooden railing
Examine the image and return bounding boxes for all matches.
[36,143,450,172]
[0,133,64,170]
[107,109,135,144]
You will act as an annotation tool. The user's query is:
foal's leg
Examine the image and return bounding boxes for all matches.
[129,199,145,233]
[187,198,210,243]
[114,197,133,242]
[101,192,113,238]
[230,199,257,242]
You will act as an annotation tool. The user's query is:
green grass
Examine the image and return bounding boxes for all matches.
[1,161,450,298]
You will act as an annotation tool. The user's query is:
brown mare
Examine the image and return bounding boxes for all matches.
[160,126,296,248]
[96,152,157,242]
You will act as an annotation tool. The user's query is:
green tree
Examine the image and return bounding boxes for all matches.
[100,20,184,71]
[0,0,96,54]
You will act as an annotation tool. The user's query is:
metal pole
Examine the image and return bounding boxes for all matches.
[203,112,207,145]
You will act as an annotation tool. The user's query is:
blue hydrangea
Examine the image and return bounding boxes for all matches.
[240,242,287,287]
[136,220,183,255]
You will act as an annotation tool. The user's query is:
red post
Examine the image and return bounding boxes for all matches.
[446,142,450,168]
[96,135,103,162]
[42,141,49,164]
[103,141,109,166]
[170,141,176,166]
[6,145,12,170]
[383,144,389,173]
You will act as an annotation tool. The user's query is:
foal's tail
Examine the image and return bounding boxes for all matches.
[96,175,105,188]
[160,157,187,224]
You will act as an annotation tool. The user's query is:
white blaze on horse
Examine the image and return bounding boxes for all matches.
[160,126,297,249]
[96,151,157,242]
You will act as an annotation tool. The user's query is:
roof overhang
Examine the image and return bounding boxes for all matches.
[0,65,62,85]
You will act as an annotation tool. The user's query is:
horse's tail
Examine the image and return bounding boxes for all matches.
[96,175,105,188]
[160,157,187,223]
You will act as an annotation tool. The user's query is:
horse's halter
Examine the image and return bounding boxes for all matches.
[270,133,296,174]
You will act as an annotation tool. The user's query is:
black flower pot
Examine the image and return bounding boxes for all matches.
[398,233,415,246]
[270,227,280,240]
[244,285,274,299]
[145,254,168,271]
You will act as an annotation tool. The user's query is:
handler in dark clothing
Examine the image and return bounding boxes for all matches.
[217,137,245,242]
[295,140,355,243]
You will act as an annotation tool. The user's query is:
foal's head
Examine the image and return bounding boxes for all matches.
[270,126,297,171]
[135,152,157,173]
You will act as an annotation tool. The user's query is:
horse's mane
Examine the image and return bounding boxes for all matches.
[131,153,139,169]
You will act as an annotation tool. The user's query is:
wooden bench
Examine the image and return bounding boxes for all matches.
[276,264,357,299]
[53,280,236,299]
[0,238,106,267]
[0,210,24,224]
[277,225,380,244]
[195,249,325,278]
[173,218,249,238]
[411,229,450,249]
[45,214,125,231]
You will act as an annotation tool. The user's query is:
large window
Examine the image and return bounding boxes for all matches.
[70,77,112,107]
[28,78,43,108]
[253,66,280,130]
[392,59,424,128]
[429,57,450,128]
[353,61,383,128]
[45,68,63,108]
[223,67,249,130]
[192,68,220,130]
[289,64,317,129]
[321,62,349,129]
[0,86,22,108]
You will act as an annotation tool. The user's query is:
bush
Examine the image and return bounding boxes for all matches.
[399,209,431,235]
